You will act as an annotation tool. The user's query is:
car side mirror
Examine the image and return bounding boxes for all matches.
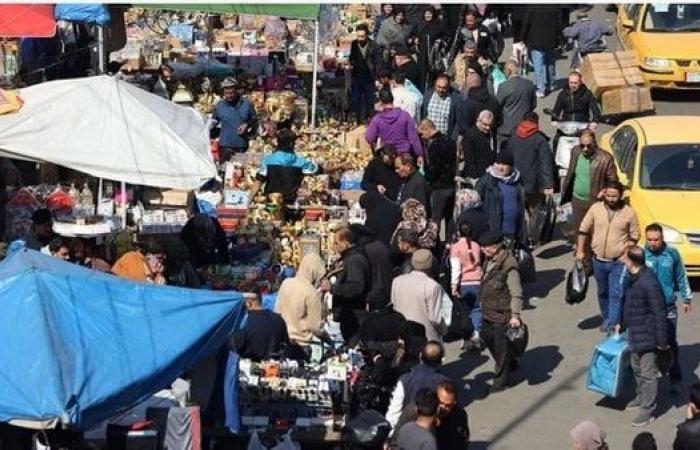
[621,19,635,30]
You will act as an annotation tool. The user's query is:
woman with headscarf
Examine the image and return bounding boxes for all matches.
[391,198,439,251]
[453,188,489,242]
[416,6,447,90]
[570,420,608,450]
[275,252,328,361]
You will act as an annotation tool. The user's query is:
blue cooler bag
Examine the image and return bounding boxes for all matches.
[586,333,632,398]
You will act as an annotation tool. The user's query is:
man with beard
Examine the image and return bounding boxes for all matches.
[395,153,429,210]
[211,77,257,160]
[455,72,501,141]
[448,40,479,92]
[461,110,496,180]
[349,24,382,122]
[577,181,640,333]
[421,74,462,140]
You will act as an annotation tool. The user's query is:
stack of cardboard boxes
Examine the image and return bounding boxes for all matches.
[580,51,654,115]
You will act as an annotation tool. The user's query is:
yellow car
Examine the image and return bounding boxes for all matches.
[599,116,700,275]
[616,3,700,89]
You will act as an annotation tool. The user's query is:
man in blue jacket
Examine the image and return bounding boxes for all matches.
[644,223,693,394]
[616,246,668,427]
[212,78,257,161]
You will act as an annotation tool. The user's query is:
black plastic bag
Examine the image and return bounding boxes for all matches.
[346,409,391,447]
[515,248,536,284]
[445,294,474,342]
[507,322,529,358]
[565,262,588,305]
[540,196,557,244]
[657,347,674,376]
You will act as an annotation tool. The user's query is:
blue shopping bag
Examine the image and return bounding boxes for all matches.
[586,333,633,398]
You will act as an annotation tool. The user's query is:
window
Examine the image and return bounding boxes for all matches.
[628,4,642,25]
[641,144,700,190]
[610,126,635,175]
[642,4,700,32]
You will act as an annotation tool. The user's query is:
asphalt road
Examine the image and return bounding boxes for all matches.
[445,5,700,449]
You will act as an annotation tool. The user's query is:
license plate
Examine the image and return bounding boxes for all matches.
[686,72,700,82]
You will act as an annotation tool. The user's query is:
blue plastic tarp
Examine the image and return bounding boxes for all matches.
[0,248,245,429]
[54,4,110,26]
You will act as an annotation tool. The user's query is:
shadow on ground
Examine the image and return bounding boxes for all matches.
[537,243,572,260]
[526,269,566,300]
[513,345,564,387]
[578,315,603,331]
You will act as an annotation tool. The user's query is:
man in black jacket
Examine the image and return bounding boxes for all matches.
[616,246,668,427]
[350,223,394,309]
[360,190,402,247]
[395,153,429,209]
[461,110,496,180]
[506,112,554,213]
[456,73,502,140]
[392,380,470,449]
[322,227,371,343]
[674,383,700,449]
[231,290,290,362]
[361,145,401,201]
[394,45,423,91]
[418,118,457,240]
[552,71,601,124]
[521,5,562,97]
[349,24,382,121]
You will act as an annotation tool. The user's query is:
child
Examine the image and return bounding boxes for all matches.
[449,222,484,350]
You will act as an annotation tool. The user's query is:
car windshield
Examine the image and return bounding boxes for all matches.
[640,144,700,190]
[642,4,700,32]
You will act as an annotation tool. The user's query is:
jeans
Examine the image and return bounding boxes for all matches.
[667,305,682,382]
[530,49,556,94]
[592,258,625,330]
[631,350,658,415]
[351,75,375,122]
[459,284,482,334]
[430,188,455,243]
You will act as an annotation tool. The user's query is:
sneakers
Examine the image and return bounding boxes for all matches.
[631,412,654,427]
[626,397,642,410]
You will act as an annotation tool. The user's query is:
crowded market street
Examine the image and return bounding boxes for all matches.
[453,5,700,449]
[1,3,700,450]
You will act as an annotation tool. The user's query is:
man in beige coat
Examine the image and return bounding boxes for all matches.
[391,249,446,342]
[275,253,328,359]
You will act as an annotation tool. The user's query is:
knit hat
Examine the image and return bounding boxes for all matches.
[411,249,434,272]
[495,150,514,166]
[632,432,657,450]
[479,230,503,247]
[570,421,606,450]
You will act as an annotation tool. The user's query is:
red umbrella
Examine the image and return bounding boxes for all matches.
[0,4,56,38]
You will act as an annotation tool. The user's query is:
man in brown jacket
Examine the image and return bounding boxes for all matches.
[577,180,640,333]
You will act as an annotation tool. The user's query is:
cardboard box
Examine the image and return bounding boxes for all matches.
[345,125,372,154]
[622,67,645,85]
[581,51,643,97]
[601,86,654,115]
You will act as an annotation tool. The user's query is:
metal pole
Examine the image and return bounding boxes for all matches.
[98,26,105,74]
[120,180,127,230]
[97,178,103,215]
[311,19,319,129]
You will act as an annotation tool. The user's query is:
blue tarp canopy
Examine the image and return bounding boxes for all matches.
[54,4,110,26]
[0,248,245,430]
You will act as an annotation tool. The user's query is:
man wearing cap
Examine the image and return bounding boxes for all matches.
[212,78,257,161]
[478,230,523,393]
[476,150,526,245]
[391,249,447,342]
[24,208,54,251]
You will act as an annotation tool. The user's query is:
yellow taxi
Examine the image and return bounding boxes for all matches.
[616,3,700,89]
[599,116,700,276]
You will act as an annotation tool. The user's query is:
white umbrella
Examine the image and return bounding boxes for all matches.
[0,75,216,190]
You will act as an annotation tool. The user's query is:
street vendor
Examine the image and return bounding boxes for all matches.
[212,78,257,161]
[250,129,348,204]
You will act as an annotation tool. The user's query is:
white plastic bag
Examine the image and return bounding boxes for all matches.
[440,291,453,328]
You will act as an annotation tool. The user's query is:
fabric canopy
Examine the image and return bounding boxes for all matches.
[0,75,217,190]
[0,4,56,38]
[55,4,111,26]
[0,248,245,430]
[144,4,320,20]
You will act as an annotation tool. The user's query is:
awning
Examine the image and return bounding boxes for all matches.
[143,4,320,20]
[0,4,56,38]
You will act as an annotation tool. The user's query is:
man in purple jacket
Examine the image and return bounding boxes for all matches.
[366,88,424,164]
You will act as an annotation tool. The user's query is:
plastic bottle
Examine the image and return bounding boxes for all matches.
[80,183,94,207]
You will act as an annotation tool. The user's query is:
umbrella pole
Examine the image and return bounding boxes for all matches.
[98,26,105,74]
[97,177,103,215]
[311,18,319,130]
[120,181,126,230]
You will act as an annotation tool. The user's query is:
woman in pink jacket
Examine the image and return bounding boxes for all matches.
[450,221,484,351]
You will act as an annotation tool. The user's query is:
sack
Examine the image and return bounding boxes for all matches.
[445,293,474,341]
[440,291,453,328]
[346,409,391,446]
[565,262,588,305]
[586,333,632,398]
[506,322,529,357]
[514,248,536,284]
